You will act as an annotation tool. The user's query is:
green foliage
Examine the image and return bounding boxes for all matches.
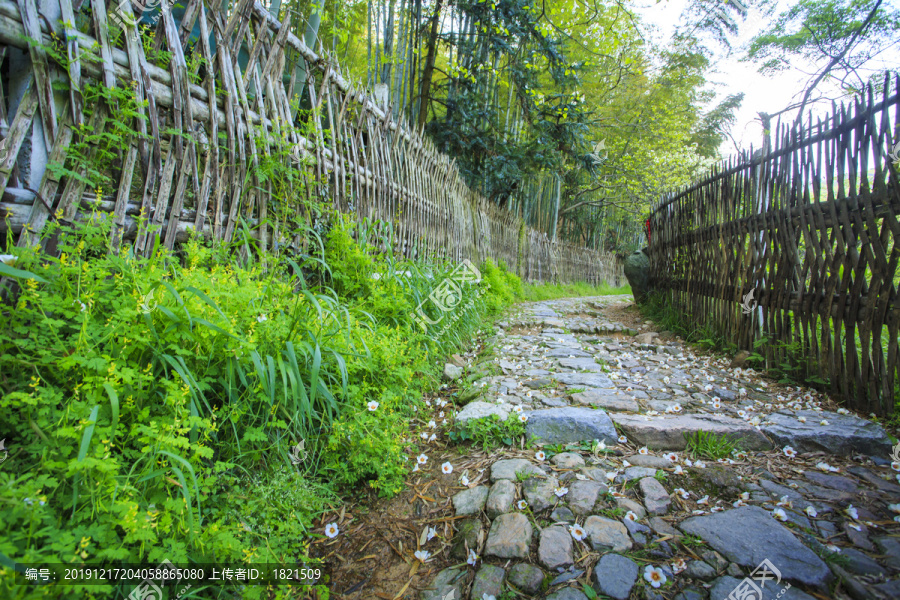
[0,209,520,597]
[448,415,527,452]
[684,431,738,460]
[519,281,631,302]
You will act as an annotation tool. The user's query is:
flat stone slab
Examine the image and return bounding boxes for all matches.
[455,401,510,423]
[545,589,589,600]
[508,563,544,595]
[486,479,516,518]
[485,512,533,559]
[567,480,606,515]
[419,567,466,600]
[526,407,617,444]
[557,357,603,371]
[679,506,830,587]
[708,576,818,600]
[583,515,632,553]
[539,526,574,569]
[593,553,638,600]
[571,390,639,412]
[452,486,489,516]
[491,458,544,481]
[471,565,505,600]
[639,477,671,515]
[762,410,892,456]
[551,452,586,469]
[553,372,616,389]
[523,476,560,512]
[611,413,773,451]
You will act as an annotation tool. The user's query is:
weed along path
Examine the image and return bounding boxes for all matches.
[314,296,900,600]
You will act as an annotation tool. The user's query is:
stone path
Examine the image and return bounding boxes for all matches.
[421,296,900,600]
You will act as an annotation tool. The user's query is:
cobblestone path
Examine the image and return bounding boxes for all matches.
[422,296,899,600]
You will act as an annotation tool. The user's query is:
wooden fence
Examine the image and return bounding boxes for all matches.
[648,75,900,415]
[0,0,622,286]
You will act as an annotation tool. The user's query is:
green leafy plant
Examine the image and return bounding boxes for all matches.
[684,430,738,460]
[449,415,526,452]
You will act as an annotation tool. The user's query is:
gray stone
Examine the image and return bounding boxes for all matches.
[558,357,603,371]
[611,413,773,451]
[471,565,505,600]
[549,569,584,586]
[649,516,680,538]
[871,580,900,599]
[490,458,544,481]
[486,479,516,518]
[545,589,589,600]
[525,407,618,445]
[452,486,489,516]
[539,526,574,569]
[673,590,706,600]
[684,560,718,580]
[419,567,466,600]
[523,476,560,512]
[616,466,657,483]
[551,506,576,523]
[583,515,632,553]
[623,251,650,301]
[708,576,818,600]
[679,506,830,587]
[571,390,639,411]
[875,536,900,570]
[593,553,638,600]
[450,518,482,559]
[759,479,805,504]
[762,410,892,456]
[508,563,544,594]
[553,372,617,389]
[840,547,888,577]
[640,477,671,515]
[567,480,607,515]
[634,331,658,344]
[443,363,463,381]
[625,454,674,469]
[802,471,858,492]
[848,466,900,494]
[524,377,553,388]
[617,497,647,520]
[484,512,533,559]
[551,452,586,469]
[455,401,510,423]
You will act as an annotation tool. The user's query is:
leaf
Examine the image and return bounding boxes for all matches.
[0,261,48,283]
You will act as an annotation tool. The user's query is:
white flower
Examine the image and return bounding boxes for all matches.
[643,565,667,588]
[740,492,750,501]
[806,506,818,518]
[367,400,379,411]
[428,433,437,442]
[848,523,861,531]
[672,558,687,574]
[517,500,528,510]
[554,486,568,498]
[674,465,684,475]
[624,511,638,522]
[417,454,428,465]
[535,450,545,461]
[428,420,436,428]
[846,505,859,520]
[892,461,900,471]
[569,524,586,541]
[817,462,839,473]
[442,462,453,474]
[426,527,437,541]
[674,488,690,499]
[733,500,747,507]
[324,523,339,538]
[777,496,793,508]
[684,459,693,467]
[482,595,496,600]
[618,435,628,443]
[783,446,797,458]
[888,504,900,514]
[798,416,807,423]
[664,452,678,462]
[606,471,618,482]
[639,447,649,455]
[467,548,478,565]
[0,254,18,265]
[694,461,706,469]
[519,413,528,423]
[737,410,747,418]
[257,314,267,323]
[837,408,850,415]
[772,508,788,521]
[420,432,428,440]
[513,405,524,413]
[711,506,725,512]
[697,495,709,505]
[460,475,470,486]
[820,419,829,426]
[414,550,431,563]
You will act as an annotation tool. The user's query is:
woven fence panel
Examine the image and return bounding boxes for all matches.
[648,76,900,415]
[0,0,623,285]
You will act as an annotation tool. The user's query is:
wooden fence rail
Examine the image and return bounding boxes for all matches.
[648,75,900,415]
[0,0,623,286]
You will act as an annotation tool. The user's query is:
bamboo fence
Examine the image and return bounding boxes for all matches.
[0,0,622,286]
[648,75,900,415]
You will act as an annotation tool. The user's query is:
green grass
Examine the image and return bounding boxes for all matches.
[519,281,631,302]
[684,430,738,460]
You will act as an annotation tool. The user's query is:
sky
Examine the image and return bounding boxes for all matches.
[629,0,900,158]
